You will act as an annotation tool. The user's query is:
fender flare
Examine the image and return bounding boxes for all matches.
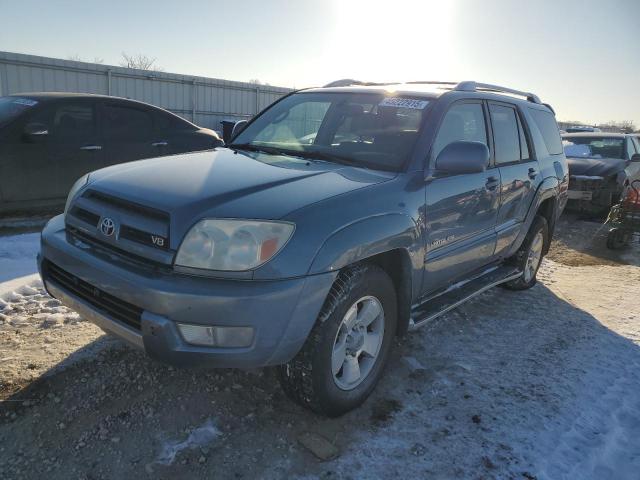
[509,176,559,256]
[307,213,420,275]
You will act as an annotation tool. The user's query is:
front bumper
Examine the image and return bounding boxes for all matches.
[39,215,337,368]
[566,176,620,211]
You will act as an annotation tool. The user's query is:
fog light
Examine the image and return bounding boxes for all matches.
[177,324,254,348]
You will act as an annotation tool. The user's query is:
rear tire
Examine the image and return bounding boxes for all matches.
[606,228,629,250]
[502,216,548,291]
[277,263,397,417]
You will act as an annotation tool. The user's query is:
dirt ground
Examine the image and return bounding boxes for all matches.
[1,215,639,480]
[547,213,639,267]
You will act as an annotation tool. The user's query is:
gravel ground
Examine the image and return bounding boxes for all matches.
[0,215,639,480]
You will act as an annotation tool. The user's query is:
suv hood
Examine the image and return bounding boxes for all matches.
[567,157,626,178]
[85,148,394,232]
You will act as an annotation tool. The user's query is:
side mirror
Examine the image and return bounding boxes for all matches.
[220,119,248,144]
[435,141,489,175]
[23,122,49,141]
[631,153,640,163]
[231,120,248,140]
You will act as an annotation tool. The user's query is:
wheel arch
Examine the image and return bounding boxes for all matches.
[509,176,559,256]
[308,213,422,336]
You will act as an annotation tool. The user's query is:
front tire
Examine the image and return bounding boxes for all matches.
[502,215,548,290]
[277,263,397,417]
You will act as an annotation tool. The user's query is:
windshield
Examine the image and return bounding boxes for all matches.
[562,136,625,160]
[231,92,429,171]
[0,97,38,127]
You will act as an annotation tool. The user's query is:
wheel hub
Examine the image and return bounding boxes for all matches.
[346,327,365,353]
[331,296,385,391]
[523,231,544,282]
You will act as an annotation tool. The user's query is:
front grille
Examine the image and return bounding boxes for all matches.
[70,206,100,227]
[120,225,169,250]
[43,260,143,330]
[66,226,171,272]
[84,190,169,222]
[66,189,172,258]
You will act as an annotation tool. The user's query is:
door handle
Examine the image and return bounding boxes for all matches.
[152,141,168,147]
[80,145,102,151]
[528,167,538,179]
[485,176,500,191]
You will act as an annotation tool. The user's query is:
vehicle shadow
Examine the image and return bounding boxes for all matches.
[1,275,639,479]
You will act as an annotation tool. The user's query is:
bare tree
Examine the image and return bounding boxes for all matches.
[598,120,637,133]
[120,52,163,71]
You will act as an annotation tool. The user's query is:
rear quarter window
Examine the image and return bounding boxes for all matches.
[529,108,563,155]
[155,110,193,131]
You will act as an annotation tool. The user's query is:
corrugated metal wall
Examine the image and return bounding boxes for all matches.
[0,51,292,131]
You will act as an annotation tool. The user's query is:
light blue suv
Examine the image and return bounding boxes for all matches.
[39,80,568,416]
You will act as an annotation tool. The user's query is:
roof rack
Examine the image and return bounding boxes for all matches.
[454,81,542,104]
[322,79,542,105]
[323,79,399,88]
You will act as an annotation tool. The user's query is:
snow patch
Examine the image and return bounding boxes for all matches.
[153,419,221,467]
[0,232,40,283]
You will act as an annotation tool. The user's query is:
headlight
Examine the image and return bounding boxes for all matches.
[175,219,294,271]
[64,174,90,215]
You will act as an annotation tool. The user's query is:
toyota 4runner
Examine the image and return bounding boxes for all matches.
[39,80,568,416]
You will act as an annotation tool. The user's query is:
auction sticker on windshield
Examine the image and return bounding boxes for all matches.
[379,97,429,109]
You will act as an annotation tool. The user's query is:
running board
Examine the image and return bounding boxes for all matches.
[409,266,522,331]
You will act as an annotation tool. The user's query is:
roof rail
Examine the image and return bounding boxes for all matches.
[323,79,364,87]
[323,79,400,88]
[454,81,542,104]
[322,79,543,105]
[404,81,459,86]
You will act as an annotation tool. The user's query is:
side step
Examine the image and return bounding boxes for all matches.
[409,266,522,331]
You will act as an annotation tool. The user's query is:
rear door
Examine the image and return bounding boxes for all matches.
[101,101,156,166]
[1,99,103,202]
[488,102,540,257]
[151,109,201,155]
[422,100,500,295]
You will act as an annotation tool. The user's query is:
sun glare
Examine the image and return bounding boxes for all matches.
[323,0,455,84]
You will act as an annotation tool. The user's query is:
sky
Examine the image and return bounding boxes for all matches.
[1,0,639,125]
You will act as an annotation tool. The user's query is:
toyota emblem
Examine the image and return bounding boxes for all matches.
[100,217,116,236]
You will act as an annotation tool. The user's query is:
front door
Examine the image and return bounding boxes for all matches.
[0,99,103,203]
[488,102,540,256]
[422,101,500,296]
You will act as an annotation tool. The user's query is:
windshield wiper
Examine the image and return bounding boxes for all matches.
[229,143,364,168]
[228,143,285,156]
[287,149,361,167]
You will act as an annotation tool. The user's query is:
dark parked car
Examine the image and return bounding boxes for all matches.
[562,132,640,212]
[0,93,222,215]
[565,126,601,133]
[40,80,568,416]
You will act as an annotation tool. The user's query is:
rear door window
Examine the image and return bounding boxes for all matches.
[155,110,193,132]
[529,109,563,155]
[53,104,96,138]
[104,104,153,139]
[489,104,521,164]
[517,115,530,160]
